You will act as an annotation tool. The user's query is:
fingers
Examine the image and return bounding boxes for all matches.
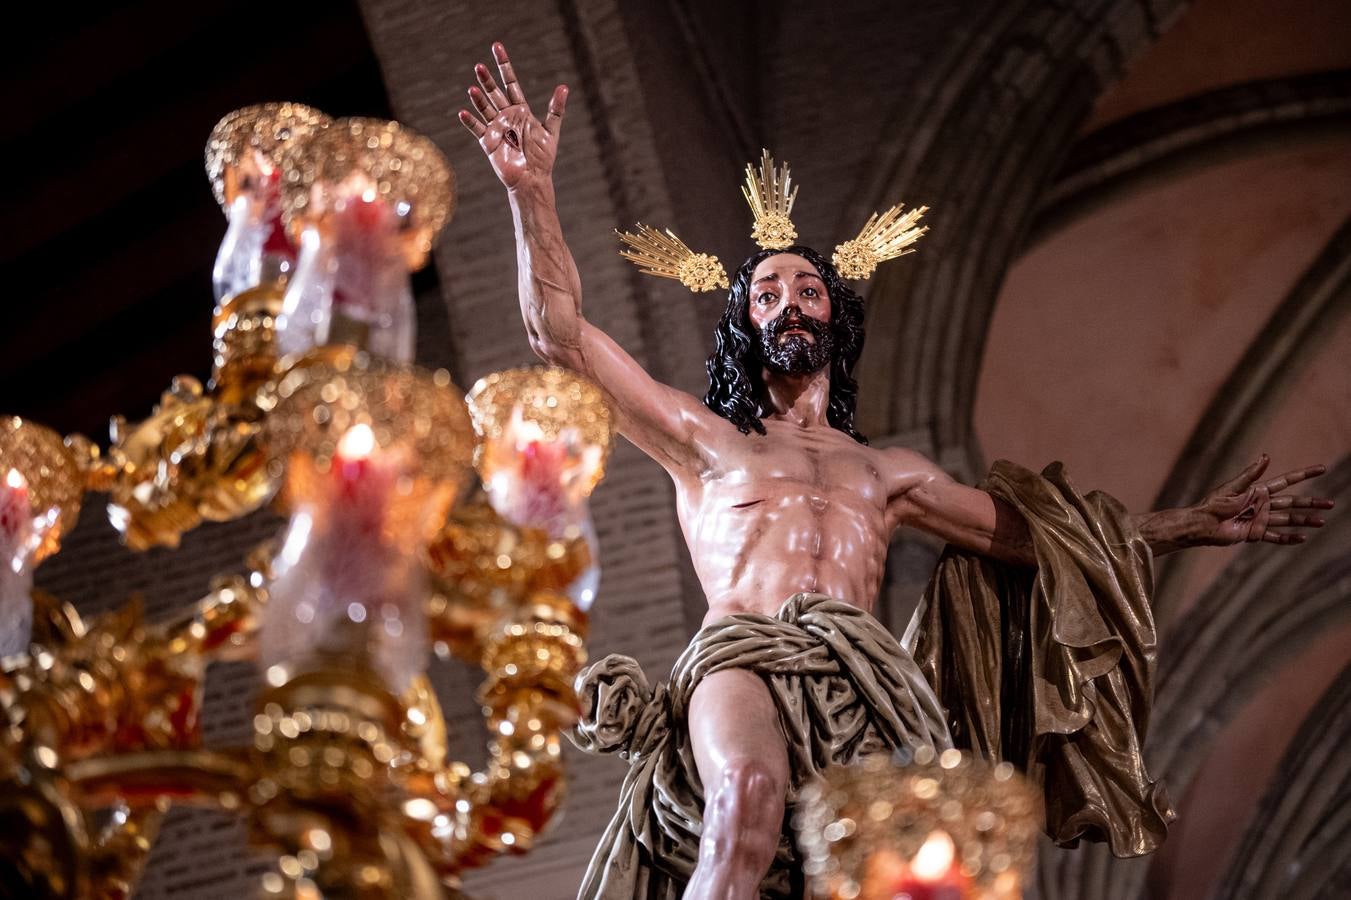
[1266,512,1327,528]
[1260,530,1308,545]
[468,84,498,123]
[476,62,512,114]
[1263,463,1328,495]
[493,42,527,106]
[1221,454,1270,494]
[458,109,487,139]
[544,84,568,135]
[1270,495,1335,511]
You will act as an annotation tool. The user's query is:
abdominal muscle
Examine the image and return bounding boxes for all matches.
[678,484,890,627]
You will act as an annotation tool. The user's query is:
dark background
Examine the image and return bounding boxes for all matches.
[0,0,401,437]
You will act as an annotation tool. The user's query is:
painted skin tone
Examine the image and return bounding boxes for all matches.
[459,43,1333,900]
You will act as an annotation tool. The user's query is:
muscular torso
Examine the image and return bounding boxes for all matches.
[674,419,897,624]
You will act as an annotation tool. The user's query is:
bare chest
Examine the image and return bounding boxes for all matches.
[692,424,888,510]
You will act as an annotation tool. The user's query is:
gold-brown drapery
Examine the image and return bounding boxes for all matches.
[907,460,1175,858]
[572,595,951,899]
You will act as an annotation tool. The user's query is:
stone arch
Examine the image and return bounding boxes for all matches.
[1148,215,1351,620]
[1028,70,1351,249]
[1213,659,1351,900]
[851,0,1191,471]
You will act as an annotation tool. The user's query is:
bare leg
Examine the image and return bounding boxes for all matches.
[684,668,790,900]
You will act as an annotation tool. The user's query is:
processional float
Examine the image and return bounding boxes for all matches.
[0,106,1039,899]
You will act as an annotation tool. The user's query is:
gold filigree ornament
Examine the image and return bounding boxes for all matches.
[832,202,929,280]
[279,116,456,270]
[742,148,799,250]
[616,224,729,292]
[204,102,333,212]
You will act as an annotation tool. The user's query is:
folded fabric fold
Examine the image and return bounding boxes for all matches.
[571,594,950,899]
[905,460,1175,857]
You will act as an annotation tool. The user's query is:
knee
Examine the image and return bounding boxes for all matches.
[706,756,786,830]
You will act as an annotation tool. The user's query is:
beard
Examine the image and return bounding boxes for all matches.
[758,308,834,376]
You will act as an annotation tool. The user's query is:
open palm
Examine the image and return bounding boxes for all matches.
[458,42,567,190]
[1198,455,1331,546]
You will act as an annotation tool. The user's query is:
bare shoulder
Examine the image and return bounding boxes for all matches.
[870,445,956,516]
[875,444,953,496]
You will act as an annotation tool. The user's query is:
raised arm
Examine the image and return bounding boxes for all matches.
[458,43,712,473]
[884,448,1331,566]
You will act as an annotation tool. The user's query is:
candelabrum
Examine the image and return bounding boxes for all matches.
[793,749,1041,900]
[0,103,612,899]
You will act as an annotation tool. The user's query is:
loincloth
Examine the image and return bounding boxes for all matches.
[569,593,951,899]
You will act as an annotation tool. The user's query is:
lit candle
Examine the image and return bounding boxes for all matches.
[884,831,967,900]
[259,423,430,692]
[0,468,34,655]
[335,422,376,489]
[0,468,32,572]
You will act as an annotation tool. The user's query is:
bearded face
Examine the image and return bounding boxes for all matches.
[758,306,834,376]
[706,245,869,441]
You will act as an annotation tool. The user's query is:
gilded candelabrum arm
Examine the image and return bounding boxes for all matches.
[405,584,588,879]
[161,547,273,664]
[410,492,594,876]
[87,801,166,900]
[1,588,241,900]
[1,587,229,791]
[64,748,255,811]
[104,375,280,551]
[423,491,592,663]
[58,749,254,900]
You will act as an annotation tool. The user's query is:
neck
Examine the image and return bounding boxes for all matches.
[762,367,831,428]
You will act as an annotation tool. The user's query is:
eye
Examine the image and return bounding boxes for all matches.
[756,292,777,305]
[800,286,818,299]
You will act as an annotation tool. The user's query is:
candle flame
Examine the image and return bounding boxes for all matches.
[911,830,956,882]
[5,468,25,491]
[337,423,376,460]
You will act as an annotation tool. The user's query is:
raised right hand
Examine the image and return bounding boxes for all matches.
[458,42,567,191]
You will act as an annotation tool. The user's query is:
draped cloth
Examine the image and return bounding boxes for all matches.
[905,460,1176,857]
[571,595,951,899]
[571,460,1175,897]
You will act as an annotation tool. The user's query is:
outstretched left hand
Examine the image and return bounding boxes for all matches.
[1191,454,1332,546]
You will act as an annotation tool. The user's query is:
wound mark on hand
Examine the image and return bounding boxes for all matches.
[505,128,521,149]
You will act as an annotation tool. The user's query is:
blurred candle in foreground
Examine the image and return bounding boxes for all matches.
[259,423,431,692]
[275,117,454,364]
[206,103,331,407]
[879,830,966,900]
[794,750,1039,900]
[467,368,613,611]
[0,469,34,656]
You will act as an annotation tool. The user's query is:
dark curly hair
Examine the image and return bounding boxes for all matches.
[704,245,867,443]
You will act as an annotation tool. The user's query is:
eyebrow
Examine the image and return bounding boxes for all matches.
[753,270,823,287]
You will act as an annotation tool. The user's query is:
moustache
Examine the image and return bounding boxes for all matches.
[765,309,829,342]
